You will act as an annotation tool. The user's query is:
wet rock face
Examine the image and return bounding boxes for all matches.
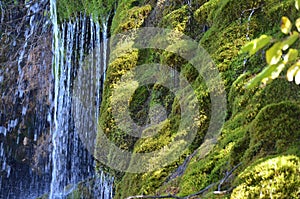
[0,0,52,198]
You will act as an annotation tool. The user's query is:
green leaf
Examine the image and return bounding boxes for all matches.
[296,18,300,32]
[283,49,298,63]
[266,42,282,65]
[287,62,300,81]
[296,0,300,10]
[281,16,292,34]
[270,62,285,79]
[240,42,254,54]
[240,35,271,55]
[246,64,279,88]
[281,31,299,51]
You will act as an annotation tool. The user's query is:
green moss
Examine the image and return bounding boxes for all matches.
[244,101,300,161]
[231,155,300,199]
[118,5,152,32]
[96,0,300,198]
[160,6,189,32]
[111,1,152,34]
[56,0,115,21]
[194,0,220,26]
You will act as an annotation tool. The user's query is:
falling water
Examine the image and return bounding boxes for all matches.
[0,1,4,29]
[0,0,52,198]
[243,8,256,67]
[245,8,255,41]
[93,171,114,199]
[50,0,113,198]
[102,17,109,84]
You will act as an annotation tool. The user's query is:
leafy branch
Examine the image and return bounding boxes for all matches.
[240,0,300,88]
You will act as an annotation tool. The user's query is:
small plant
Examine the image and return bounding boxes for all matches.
[241,0,300,88]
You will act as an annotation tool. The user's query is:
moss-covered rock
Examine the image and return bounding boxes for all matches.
[96,0,300,198]
[244,101,300,162]
[231,155,300,199]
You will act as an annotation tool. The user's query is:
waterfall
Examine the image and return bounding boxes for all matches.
[102,17,109,84]
[242,8,257,67]
[49,0,113,198]
[245,8,255,41]
[1,0,52,198]
[0,0,113,197]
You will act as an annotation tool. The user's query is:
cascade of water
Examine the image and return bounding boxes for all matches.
[1,1,52,198]
[243,8,256,67]
[16,1,40,99]
[93,171,114,199]
[246,8,255,41]
[102,17,109,84]
[50,0,64,197]
[95,18,102,121]
[49,1,113,198]
[0,1,4,29]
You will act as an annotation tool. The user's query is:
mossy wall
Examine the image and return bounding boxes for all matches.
[60,0,300,198]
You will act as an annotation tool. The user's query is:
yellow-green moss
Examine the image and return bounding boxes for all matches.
[231,155,300,199]
[111,1,152,34]
[97,0,300,198]
[160,6,189,32]
[194,0,220,26]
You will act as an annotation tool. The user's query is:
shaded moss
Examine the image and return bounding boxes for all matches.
[244,101,300,161]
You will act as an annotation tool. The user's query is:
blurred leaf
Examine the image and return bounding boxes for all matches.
[240,35,271,55]
[266,42,282,65]
[270,62,285,79]
[296,0,300,10]
[296,18,300,32]
[281,16,292,34]
[287,62,300,81]
[295,69,300,84]
[281,31,299,51]
[246,64,279,88]
[240,41,254,54]
[283,49,298,63]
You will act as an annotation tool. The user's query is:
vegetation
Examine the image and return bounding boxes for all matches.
[27,0,300,198]
[241,0,300,88]
[231,155,300,199]
[98,0,300,198]
[57,0,115,21]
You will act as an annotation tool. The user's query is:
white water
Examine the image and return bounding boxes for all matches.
[93,171,114,199]
[16,1,40,99]
[49,0,113,198]
[243,8,256,67]
[0,1,52,198]
[246,8,255,41]
[0,1,4,29]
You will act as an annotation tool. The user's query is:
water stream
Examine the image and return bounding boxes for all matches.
[0,0,113,198]
[49,0,113,198]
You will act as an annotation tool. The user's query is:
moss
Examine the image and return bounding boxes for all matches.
[160,5,190,32]
[56,0,115,21]
[96,0,300,198]
[118,5,152,32]
[115,167,173,198]
[194,0,220,26]
[111,1,152,34]
[231,155,300,199]
[244,101,300,162]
